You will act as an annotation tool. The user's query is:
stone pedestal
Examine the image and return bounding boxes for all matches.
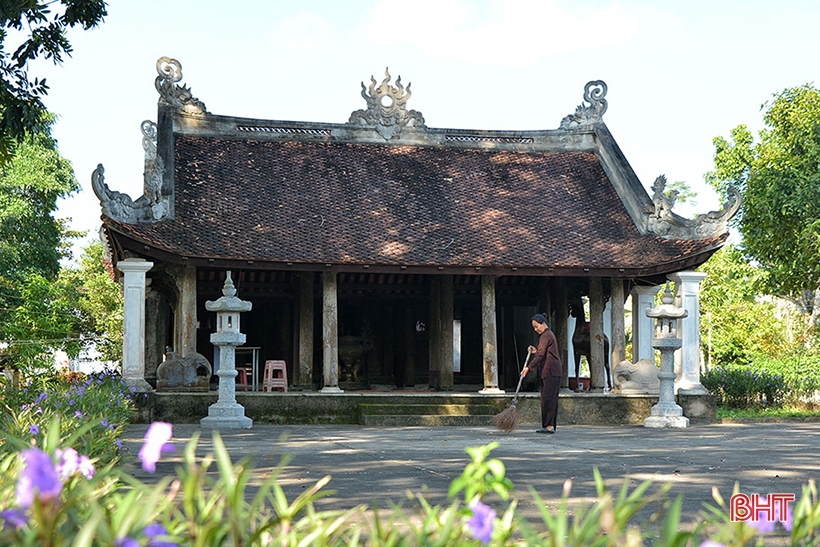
[117,258,154,392]
[644,284,689,428]
[201,272,253,429]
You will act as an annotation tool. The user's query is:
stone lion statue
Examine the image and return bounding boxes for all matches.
[613,358,660,394]
[156,348,212,392]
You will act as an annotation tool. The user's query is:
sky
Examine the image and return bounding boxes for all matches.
[29,0,820,262]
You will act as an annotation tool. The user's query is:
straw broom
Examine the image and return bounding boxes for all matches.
[492,352,532,432]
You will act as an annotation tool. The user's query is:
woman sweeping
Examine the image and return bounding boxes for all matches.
[520,313,563,434]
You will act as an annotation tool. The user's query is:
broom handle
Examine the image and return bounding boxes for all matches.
[513,352,533,400]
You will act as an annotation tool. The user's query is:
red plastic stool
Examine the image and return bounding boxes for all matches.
[262,360,288,392]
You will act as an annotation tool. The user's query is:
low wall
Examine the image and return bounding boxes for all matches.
[140,390,716,426]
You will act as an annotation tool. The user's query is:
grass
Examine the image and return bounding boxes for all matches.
[718,405,820,420]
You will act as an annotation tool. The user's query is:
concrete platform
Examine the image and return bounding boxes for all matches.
[122,421,815,542]
[140,390,715,426]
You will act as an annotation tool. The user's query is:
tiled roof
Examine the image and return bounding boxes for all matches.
[106,136,723,273]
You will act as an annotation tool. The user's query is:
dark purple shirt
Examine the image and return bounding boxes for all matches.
[530,327,563,378]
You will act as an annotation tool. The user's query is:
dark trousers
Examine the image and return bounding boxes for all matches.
[540,375,561,429]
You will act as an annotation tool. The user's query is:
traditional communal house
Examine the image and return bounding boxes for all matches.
[95,58,738,397]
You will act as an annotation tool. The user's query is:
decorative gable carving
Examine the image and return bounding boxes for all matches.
[348,68,426,140]
[560,80,608,129]
[644,175,741,239]
[155,57,207,115]
[91,120,170,224]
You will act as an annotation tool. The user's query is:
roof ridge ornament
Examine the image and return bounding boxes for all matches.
[155,57,207,115]
[644,175,742,239]
[348,68,426,140]
[91,120,170,224]
[560,80,608,129]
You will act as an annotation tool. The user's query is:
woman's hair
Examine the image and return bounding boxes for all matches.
[531,313,548,325]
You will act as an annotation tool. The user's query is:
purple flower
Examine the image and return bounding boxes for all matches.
[467,499,496,545]
[116,537,140,547]
[116,438,123,451]
[29,424,39,435]
[139,422,174,473]
[101,420,109,427]
[144,522,175,547]
[747,496,793,533]
[55,448,96,480]
[16,449,62,507]
[780,499,794,531]
[55,448,80,480]
[78,455,95,479]
[699,542,726,547]
[1,508,26,529]
[75,411,83,419]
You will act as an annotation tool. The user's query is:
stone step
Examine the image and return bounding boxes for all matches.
[360,414,498,427]
[359,403,499,416]
[359,403,501,426]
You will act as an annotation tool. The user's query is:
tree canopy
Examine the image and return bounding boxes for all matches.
[0,115,79,368]
[706,84,820,332]
[0,0,107,162]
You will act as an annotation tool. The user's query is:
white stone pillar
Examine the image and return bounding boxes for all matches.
[479,275,503,394]
[321,272,342,393]
[631,285,662,363]
[668,271,709,394]
[117,258,154,392]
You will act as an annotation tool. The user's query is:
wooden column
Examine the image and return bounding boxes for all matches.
[297,272,314,389]
[403,306,416,387]
[589,277,607,390]
[321,271,341,393]
[174,265,197,357]
[554,278,569,388]
[610,279,626,368]
[440,275,454,390]
[428,277,442,390]
[480,275,503,393]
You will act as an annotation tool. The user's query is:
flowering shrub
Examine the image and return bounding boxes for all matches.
[0,369,134,465]
[3,419,820,546]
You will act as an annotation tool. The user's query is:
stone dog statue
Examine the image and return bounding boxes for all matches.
[156,348,212,392]
[613,358,660,394]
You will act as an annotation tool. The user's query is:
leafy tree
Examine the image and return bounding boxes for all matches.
[698,245,790,368]
[1,269,83,371]
[0,0,107,161]
[666,179,697,207]
[706,84,820,335]
[0,116,79,369]
[74,240,122,361]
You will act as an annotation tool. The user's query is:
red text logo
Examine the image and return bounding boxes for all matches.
[730,493,795,523]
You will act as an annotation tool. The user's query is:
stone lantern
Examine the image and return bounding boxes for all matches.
[201,271,253,429]
[644,282,690,428]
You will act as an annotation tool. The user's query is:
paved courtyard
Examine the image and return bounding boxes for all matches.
[123,422,819,540]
